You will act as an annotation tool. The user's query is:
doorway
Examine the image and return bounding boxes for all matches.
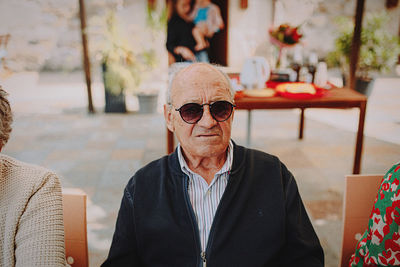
[208,0,228,66]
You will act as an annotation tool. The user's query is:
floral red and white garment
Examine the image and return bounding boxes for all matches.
[349,162,400,266]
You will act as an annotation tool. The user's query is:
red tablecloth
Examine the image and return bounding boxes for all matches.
[234,80,330,100]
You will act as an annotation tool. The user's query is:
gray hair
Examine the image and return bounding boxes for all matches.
[166,63,235,105]
[0,86,12,148]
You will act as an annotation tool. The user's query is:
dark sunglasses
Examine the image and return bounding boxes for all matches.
[175,100,236,124]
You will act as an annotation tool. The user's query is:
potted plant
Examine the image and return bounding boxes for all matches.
[99,9,162,113]
[326,12,400,96]
[135,4,167,114]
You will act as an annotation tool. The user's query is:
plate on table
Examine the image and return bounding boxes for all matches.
[243,89,276,98]
[274,82,328,99]
[234,89,276,100]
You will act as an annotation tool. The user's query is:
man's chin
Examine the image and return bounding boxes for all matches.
[194,136,226,147]
[192,141,228,155]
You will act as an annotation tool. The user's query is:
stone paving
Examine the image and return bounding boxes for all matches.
[0,71,399,266]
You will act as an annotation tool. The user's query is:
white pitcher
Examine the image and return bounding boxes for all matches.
[240,57,270,89]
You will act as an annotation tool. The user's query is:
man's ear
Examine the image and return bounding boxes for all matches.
[164,104,175,132]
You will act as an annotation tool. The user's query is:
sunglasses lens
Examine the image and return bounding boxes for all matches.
[180,103,203,123]
[211,101,233,122]
[177,101,234,124]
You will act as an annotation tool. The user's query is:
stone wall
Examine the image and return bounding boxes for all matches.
[0,0,80,71]
[0,0,398,71]
[0,0,167,72]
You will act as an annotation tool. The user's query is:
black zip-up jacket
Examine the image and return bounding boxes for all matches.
[102,142,324,267]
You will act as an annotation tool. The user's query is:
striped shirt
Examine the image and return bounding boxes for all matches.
[177,141,233,252]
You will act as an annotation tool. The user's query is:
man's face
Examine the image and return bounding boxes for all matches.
[164,64,234,159]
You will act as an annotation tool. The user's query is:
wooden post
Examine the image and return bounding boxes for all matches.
[353,101,367,174]
[349,0,365,90]
[398,14,400,64]
[386,0,399,9]
[298,108,305,140]
[240,0,248,9]
[148,0,156,10]
[79,0,95,113]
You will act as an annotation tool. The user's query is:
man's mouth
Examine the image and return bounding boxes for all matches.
[197,133,218,137]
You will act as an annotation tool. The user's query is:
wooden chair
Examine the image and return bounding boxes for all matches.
[339,174,383,267]
[62,188,89,267]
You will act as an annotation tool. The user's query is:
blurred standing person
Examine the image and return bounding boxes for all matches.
[0,87,66,266]
[166,0,209,65]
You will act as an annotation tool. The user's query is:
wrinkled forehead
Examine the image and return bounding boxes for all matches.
[171,64,230,99]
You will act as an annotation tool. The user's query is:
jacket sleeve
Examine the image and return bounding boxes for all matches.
[102,178,141,266]
[280,165,325,267]
[15,172,66,267]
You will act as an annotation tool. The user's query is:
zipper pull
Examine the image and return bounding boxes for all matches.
[201,251,207,267]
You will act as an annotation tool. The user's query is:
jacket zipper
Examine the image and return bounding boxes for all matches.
[183,172,235,267]
[203,172,235,267]
[201,251,207,267]
[183,175,205,267]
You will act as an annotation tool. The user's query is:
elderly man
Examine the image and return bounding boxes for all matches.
[103,63,324,266]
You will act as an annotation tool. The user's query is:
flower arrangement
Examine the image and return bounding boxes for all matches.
[269,23,303,47]
[269,23,303,69]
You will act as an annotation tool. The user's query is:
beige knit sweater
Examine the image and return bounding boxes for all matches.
[0,154,66,266]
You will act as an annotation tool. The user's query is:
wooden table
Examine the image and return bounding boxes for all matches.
[167,87,367,174]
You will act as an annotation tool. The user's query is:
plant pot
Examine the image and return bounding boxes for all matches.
[102,63,127,113]
[355,78,374,97]
[137,93,158,114]
[105,91,127,113]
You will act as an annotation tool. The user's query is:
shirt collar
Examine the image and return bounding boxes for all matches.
[177,140,233,178]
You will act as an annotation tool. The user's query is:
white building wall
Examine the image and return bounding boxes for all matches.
[227,0,272,68]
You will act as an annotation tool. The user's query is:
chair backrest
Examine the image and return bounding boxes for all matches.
[62,188,88,267]
[339,174,383,267]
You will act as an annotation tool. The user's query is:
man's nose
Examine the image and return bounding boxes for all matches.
[197,105,217,128]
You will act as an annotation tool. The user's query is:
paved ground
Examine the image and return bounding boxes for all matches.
[0,71,399,266]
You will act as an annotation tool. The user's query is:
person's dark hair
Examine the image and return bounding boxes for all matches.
[0,86,13,148]
[167,0,194,21]
[167,0,176,21]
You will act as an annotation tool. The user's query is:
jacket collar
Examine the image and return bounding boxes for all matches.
[168,140,246,177]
